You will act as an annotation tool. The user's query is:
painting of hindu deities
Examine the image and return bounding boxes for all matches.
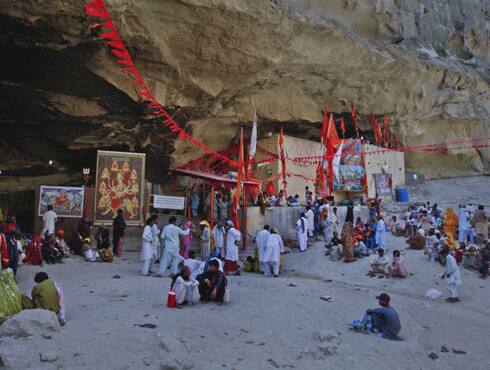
[333,165,364,192]
[38,186,84,217]
[94,151,146,225]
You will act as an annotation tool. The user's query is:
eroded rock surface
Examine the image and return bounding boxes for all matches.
[0,0,489,191]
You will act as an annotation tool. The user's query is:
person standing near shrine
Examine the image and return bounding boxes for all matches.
[262,228,284,277]
[254,225,270,273]
[224,220,241,275]
[112,209,126,256]
[140,218,154,276]
[457,205,469,242]
[375,215,387,250]
[41,205,57,236]
[212,222,226,258]
[442,249,462,302]
[296,213,309,252]
[305,206,315,238]
[158,217,190,277]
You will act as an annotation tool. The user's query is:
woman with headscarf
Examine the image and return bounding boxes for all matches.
[341,222,356,263]
[180,220,194,259]
[296,213,309,252]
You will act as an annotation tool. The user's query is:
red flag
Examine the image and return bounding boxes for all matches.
[325,115,338,193]
[321,105,328,145]
[370,112,382,146]
[340,117,346,138]
[383,115,389,147]
[351,101,359,137]
[279,127,287,195]
[327,113,340,143]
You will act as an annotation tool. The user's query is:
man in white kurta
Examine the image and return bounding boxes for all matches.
[141,220,154,276]
[42,205,57,236]
[444,250,462,302]
[225,221,241,263]
[305,207,315,237]
[457,205,469,242]
[296,213,309,251]
[212,223,226,258]
[158,217,190,276]
[263,229,284,276]
[255,225,270,273]
[375,216,387,250]
[151,216,160,261]
[328,207,338,237]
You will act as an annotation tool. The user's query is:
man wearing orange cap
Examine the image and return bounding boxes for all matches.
[55,230,70,256]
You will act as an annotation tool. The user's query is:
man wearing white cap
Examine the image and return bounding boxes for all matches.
[224,220,241,275]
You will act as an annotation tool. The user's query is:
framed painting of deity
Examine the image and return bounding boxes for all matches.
[38,186,84,217]
[94,150,146,226]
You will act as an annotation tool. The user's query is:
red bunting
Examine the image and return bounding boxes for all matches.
[85,0,240,168]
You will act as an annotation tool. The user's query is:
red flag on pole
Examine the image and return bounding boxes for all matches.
[327,113,340,143]
[370,112,382,146]
[383,115,390,147]
[340,117,346,138]
[279,127,288,195]
[321,105,328,145]
[351,101,359,138]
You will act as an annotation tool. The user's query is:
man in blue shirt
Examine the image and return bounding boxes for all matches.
[350,293,401,340]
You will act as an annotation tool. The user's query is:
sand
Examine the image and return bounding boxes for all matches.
[1,232,488,370]
[1,176,490,369]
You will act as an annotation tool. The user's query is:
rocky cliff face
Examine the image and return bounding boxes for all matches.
[0,0,489,192]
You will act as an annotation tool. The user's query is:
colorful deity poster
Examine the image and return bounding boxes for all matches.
[374,173,393,197]
[94,151,146,225]
[333,165,364,192]
[38,186,84,217]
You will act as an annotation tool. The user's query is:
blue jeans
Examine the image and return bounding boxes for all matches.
[158,249,180,276]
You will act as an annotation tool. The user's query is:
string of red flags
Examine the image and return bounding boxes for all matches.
[85,0,240,168]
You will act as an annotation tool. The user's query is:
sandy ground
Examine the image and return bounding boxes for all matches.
[2,176,490,370]
[1,231,489,370]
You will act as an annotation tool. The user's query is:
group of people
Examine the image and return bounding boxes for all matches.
[395,201,490,302]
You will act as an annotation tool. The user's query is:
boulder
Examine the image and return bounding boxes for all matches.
[0,309,60,338]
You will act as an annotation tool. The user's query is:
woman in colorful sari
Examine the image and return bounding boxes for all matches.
[180,220,194,259]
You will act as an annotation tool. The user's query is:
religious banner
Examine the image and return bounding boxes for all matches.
[38,186,84,217]
[341,139,362,165]
[333,165,364,192]
[94,150,146,225]
[374,173,393,197]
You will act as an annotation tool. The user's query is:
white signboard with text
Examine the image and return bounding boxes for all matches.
[153,195,185,210]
